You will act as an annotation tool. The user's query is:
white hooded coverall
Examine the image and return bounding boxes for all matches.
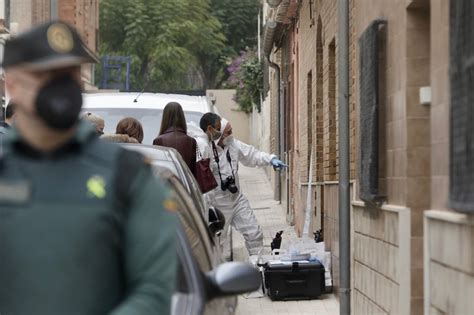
[190,119,276,256]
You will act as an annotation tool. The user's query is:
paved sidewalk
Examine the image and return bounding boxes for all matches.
[234,165,340,315]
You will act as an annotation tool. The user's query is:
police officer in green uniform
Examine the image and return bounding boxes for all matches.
[0,21,178,315]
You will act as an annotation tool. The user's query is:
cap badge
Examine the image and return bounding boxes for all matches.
[47,23,74,53]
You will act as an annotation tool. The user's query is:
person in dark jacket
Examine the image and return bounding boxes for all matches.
[0,21,178,315]
[153,102,197,177]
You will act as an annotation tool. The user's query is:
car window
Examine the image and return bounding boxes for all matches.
[184,111,204,125]
[82,107,203,145]
[167,176,213,272]
[151,161,179,177]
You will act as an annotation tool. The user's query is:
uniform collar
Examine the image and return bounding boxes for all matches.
[4,121,97,159]
[0,121,10,129]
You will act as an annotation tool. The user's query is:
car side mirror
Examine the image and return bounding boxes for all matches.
[208,207,225,235]
[206,262,261,299]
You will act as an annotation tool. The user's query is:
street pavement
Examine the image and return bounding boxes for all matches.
[233,165,340,315]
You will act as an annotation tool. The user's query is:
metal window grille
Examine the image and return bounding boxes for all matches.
[358,20,386,204]
[100,56,131,91]
[449,0,474,212]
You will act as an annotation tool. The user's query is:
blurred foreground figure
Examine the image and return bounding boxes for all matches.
[0,21,177,315]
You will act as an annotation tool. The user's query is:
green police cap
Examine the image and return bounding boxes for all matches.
[2,21,98,71]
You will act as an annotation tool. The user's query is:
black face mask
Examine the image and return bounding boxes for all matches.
[35,74,83,130]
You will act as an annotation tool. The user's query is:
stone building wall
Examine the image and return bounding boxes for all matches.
[424,0,474,313]
[264,0,474,310]
[352,0,426,313]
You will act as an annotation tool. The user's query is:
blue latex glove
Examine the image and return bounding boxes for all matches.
[271,158,288,170]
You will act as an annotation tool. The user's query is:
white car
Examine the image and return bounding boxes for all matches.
[82,92,217,144]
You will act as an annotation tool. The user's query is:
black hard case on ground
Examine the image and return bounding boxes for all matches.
[263,260,326,301]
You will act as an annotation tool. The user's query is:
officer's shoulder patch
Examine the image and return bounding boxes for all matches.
[87,175,107,199]
[163,198,179,213]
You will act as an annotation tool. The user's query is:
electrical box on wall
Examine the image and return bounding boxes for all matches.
[419,86,431,106]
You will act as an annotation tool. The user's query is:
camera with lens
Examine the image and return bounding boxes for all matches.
[221,175,238,194]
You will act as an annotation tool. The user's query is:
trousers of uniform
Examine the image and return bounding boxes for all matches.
[210,190,263,256]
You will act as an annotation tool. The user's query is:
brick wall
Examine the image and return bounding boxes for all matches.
[59,0,98,55]
[267,0,474,312]
[32,0,50,25]
[9,0,99,87]
[9,0,33,33]
[282,0,358,294]
[59,0,99,86]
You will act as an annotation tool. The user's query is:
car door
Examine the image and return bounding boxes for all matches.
[168,149,209,215]
[172,226,206,315]
[165,174,237,315]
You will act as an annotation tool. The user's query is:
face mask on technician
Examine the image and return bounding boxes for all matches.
[208,127,222,141]
[35,74,83,130]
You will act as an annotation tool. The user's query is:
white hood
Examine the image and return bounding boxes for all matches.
[219,118,229,133]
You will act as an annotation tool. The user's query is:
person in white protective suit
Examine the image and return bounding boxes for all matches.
[194,113,287,255]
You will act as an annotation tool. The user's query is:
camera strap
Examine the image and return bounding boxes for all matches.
[212,141,236,184]
[212,141,225,185]
[225,150,236,179]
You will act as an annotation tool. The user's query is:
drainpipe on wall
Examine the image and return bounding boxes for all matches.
[263,0,292,202]
[263,20,282,202]
[338,0,351,314]
[268,60,282,201]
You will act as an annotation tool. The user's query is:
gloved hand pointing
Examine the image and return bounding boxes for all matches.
[271,158,288,170]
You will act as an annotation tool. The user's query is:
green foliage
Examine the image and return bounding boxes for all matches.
[226,49,263,113]
[211,0,260,54]
[99,0,225,91]
[98,0,260,91]
[201,0,260,88]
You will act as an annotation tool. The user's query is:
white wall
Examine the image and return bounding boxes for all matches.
[207,89,250,144]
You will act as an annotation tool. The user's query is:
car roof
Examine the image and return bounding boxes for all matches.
[83,92,211,113]
[121,143,175,162]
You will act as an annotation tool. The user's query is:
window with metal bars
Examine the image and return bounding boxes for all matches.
[449,0,474,213]
[358,19,387,205]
